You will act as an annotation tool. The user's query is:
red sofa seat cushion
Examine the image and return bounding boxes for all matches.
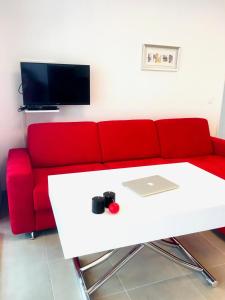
[188,155,225,180]
[33,163,106,211]
[28,122,102,167]
[156,118,213,158]
[104,158,166,170]
[162,155,225,179]
[98,120,160,162]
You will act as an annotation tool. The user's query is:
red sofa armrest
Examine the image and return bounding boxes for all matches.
[6,148,35,234]
[211,137,225,156]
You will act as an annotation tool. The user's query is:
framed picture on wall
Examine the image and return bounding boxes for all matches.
[142,44,180,71]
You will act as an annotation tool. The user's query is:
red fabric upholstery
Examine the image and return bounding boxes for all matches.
[211,137,225,156]
[98,120,160,162]
[161,155,225,179]
[104,158,166,170]
[156,118,213,158]
[217,228,225,235]
[33,163,106,211]
[35,210,56,231]
[28,122,102,167]
[188,155,225,180]
[6,149,35,234]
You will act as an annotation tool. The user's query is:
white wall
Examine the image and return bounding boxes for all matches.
[1,0,225,188]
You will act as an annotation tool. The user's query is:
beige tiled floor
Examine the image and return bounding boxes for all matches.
[1,213,225,300]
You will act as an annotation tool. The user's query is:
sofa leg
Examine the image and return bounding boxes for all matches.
[29,232,36,240]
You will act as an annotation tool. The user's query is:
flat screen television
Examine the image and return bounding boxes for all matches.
[20,62,90,107]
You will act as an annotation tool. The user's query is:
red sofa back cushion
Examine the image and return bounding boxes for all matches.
[28,122,102,167]
[156,118,213,158]
[98,120,160,162]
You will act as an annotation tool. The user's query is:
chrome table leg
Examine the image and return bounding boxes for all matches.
[80,249,119,272]
[28,232,36,240]
[73,244,144,300]
[145,238,217,287]
[73,237,217,299]
[87,244,144,296]
[74,257,91,300]
[171,237,217,287]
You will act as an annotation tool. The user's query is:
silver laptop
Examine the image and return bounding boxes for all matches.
[122,175,179,197]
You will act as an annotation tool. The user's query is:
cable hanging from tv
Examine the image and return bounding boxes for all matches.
[18,83,23,94]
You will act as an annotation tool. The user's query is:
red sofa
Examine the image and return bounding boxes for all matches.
[6,118,225,235]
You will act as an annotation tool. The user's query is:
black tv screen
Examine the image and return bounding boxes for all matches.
[20,62,90,106]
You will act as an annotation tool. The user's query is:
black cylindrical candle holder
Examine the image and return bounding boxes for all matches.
[103,191,115,208]
[92,196,105,214]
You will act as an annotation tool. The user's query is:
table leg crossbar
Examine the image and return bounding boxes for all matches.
[146,237,217,287]
[73,237,217,300]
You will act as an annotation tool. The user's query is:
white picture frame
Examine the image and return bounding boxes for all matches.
[142,44,180,71]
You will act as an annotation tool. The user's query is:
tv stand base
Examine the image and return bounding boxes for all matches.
[26,105,59,111]
[18,105,59,112]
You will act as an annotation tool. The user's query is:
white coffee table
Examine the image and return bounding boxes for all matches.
[48,163,225,299]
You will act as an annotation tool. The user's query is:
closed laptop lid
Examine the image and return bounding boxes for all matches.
[122,175,179,197]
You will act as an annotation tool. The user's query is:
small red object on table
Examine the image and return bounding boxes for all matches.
[108,202,120,214]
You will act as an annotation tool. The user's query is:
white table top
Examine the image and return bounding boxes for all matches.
[48,163,225,259]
